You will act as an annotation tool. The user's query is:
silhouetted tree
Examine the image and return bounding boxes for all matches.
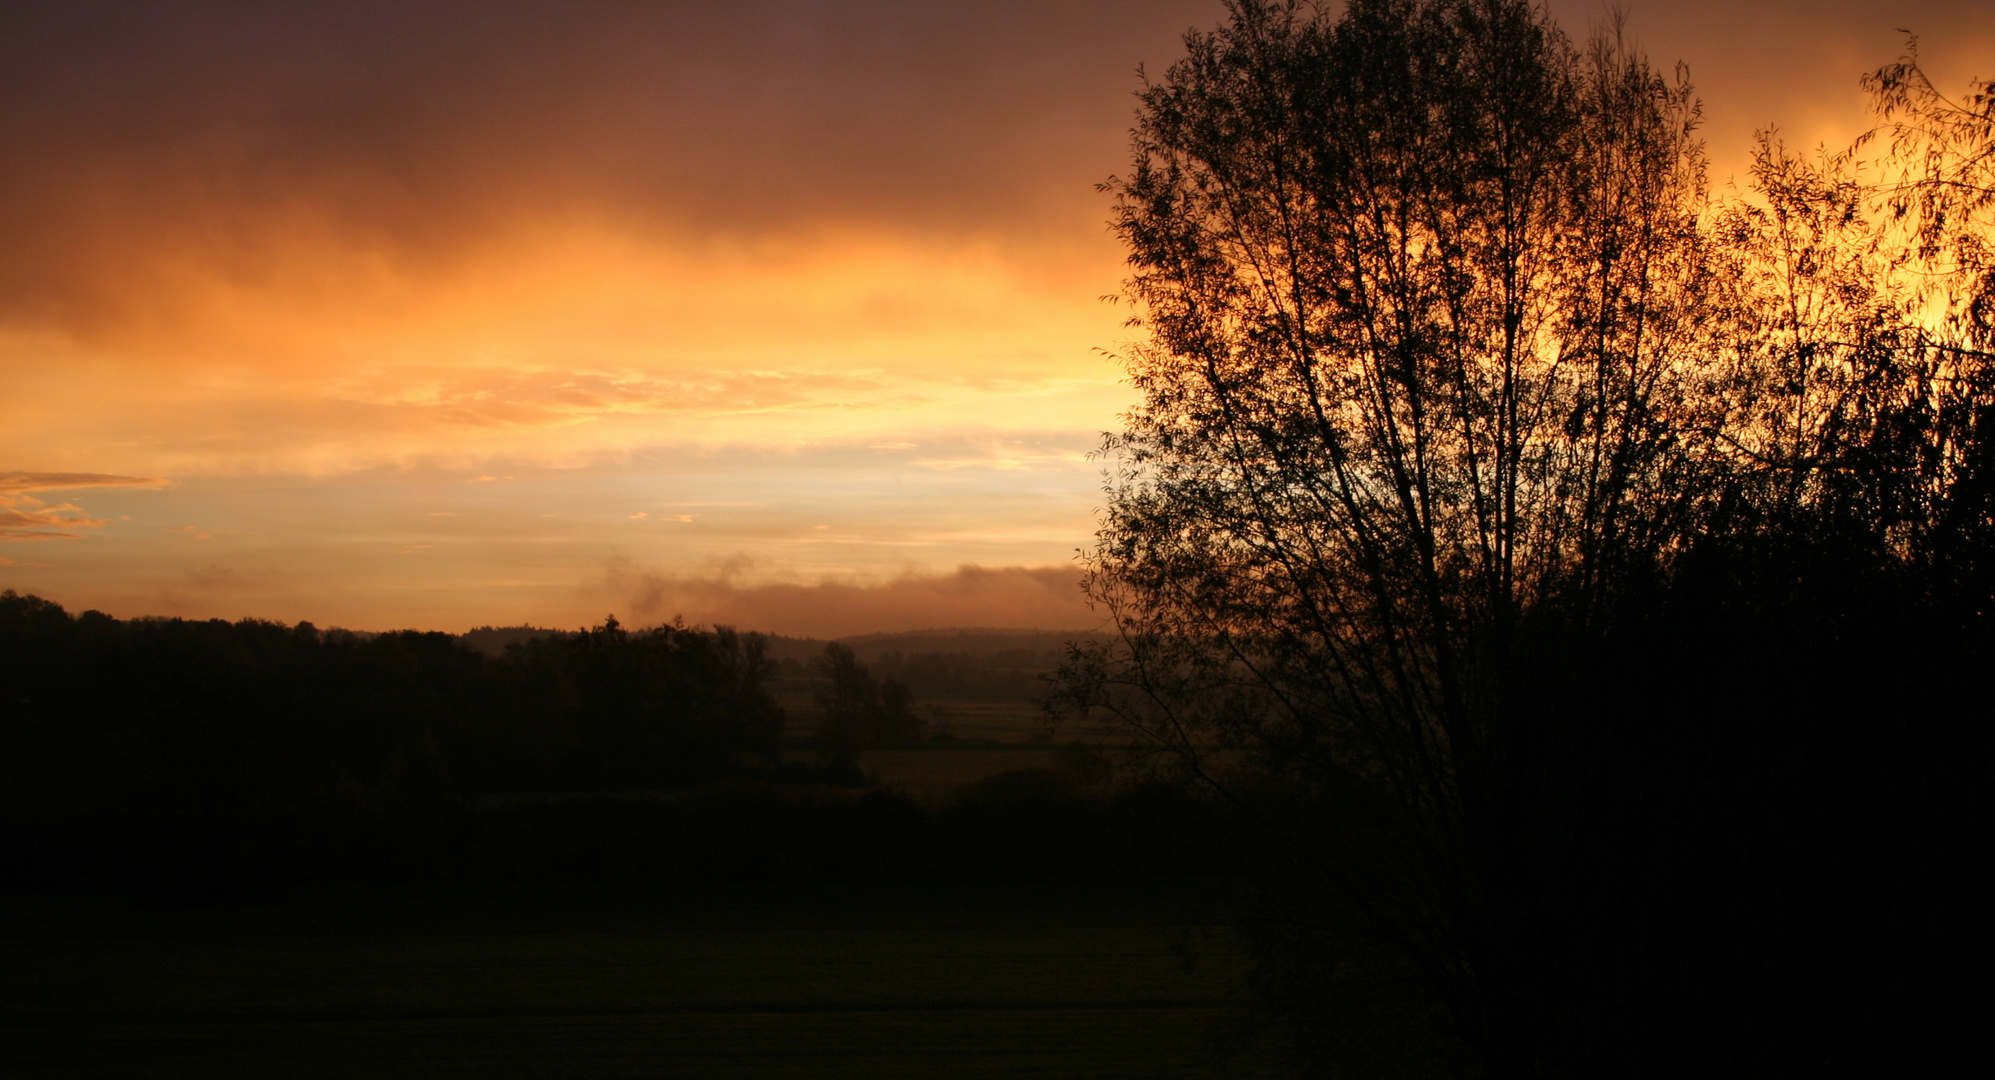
[811,643,922,768]
[1860,39,1995,349]
[1057,2,1993,1075]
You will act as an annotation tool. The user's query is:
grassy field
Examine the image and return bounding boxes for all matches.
[774,686,1141,804]
[2,879,1282,1078]
[774,696,1075,745]
[855,748,1063,802]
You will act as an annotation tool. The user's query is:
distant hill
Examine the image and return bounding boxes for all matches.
[837,628,1107,662]
[757,628,1106,665]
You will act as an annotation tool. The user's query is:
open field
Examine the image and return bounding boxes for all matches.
[775,744,1068,802]
[775,697,1102,746]
[2,880,1279,1079]
[856,748,1063,802]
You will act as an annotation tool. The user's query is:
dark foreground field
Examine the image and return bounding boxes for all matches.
[2,879,1277,1079]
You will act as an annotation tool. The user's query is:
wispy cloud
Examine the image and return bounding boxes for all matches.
[183,565,254,592]
[325,367,896,430]
[0,471,160,541]
[0,472,165,494]
[0,499,110,541]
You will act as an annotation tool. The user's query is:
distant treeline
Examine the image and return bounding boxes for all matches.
[463,625,1084,710]
[0,592,1205,897]
[2,594,784,797]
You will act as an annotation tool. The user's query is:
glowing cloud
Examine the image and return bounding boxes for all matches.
[0,1,1986,630]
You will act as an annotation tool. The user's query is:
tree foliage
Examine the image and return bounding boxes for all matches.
[1860,38,1995,347]
[811,642,923,767]
[1059,2,1993,1074]
[492,614,784,790]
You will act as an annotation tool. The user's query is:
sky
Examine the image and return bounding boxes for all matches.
[3,0,1990,636]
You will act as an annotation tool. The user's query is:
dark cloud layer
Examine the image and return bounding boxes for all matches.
[5,1,1983,339]
[0,0,1216,333]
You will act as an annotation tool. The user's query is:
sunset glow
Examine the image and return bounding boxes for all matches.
[5,0,1990,634]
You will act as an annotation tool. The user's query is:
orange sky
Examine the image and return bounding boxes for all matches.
[3,0,1990,636]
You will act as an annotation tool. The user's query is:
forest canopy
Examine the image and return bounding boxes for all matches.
[0,593,785,806]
